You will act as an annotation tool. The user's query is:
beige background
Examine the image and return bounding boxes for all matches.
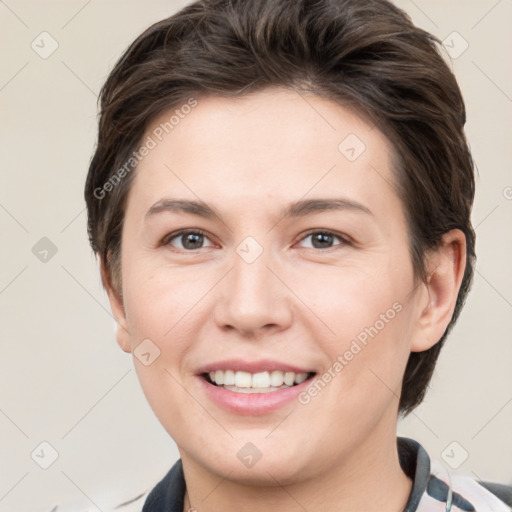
[0,0,511,510]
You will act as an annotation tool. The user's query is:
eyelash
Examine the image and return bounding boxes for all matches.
[161,228,350,252]
[298,229,350,250]
[161,228,213,251]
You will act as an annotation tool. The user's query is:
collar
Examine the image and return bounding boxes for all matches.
[398,436,433,511]
[140,437,462,512]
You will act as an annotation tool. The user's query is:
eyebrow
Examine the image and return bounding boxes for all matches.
[145,199,220,220]
[282,198,372,217]
[145,197,372,221]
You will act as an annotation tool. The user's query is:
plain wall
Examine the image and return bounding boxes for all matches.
[0,1,511,510]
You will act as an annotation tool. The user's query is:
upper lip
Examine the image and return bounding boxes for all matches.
[195,359,315,376]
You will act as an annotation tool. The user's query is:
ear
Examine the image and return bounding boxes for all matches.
[100,258,132,353]
[410,229,467,352]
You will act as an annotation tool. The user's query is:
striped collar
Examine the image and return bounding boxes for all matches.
[129,437,511,512]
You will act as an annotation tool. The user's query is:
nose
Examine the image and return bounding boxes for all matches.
[213,244,293,338]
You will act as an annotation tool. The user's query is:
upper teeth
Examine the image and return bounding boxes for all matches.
[208,370,309,388]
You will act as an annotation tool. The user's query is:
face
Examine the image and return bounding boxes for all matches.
[111,88,434,484]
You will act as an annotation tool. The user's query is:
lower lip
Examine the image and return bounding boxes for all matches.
[197,375,314,415]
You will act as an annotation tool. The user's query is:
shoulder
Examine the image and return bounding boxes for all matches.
[109,489,152,511]
[397,437,511,512]
[448,474,512,511]
[99,459,184,512]
[478,481,512,506]
[140,459,185,511]
[426,457,512,512]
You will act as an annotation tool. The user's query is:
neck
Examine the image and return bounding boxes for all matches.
[181,431,412,512]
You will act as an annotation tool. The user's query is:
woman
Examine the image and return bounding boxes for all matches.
[85,0,511,510]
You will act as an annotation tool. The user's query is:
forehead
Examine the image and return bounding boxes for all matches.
[127,88,400,221]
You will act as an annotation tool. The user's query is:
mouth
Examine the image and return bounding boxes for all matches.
[195,359,318,414]
[201,370,316,394]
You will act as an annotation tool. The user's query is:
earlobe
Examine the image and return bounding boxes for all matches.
[114,322,132,353]
[410,229,467,353]
[100,258,132,354]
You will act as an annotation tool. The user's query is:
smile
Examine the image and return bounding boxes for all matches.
[204,370,314,393]
[196,359,317,414]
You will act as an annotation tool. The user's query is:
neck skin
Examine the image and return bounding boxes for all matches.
[180,426,413,512]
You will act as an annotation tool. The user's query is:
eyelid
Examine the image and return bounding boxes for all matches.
[294,229,351,249]
[161,228,215,250]
[161,228,351,252]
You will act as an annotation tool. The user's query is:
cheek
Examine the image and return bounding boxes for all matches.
[291,257,414,398]
[133,361,195,445]
[289,258,411,343]
[122,259,209,342]
[123,266,207,437]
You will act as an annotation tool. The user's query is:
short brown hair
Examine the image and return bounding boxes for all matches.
[85,0,476,415]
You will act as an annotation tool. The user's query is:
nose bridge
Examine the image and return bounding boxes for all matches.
[213,237,292,335]
[233,243,272,300]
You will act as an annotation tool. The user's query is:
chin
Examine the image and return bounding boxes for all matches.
[195,441,312,485]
